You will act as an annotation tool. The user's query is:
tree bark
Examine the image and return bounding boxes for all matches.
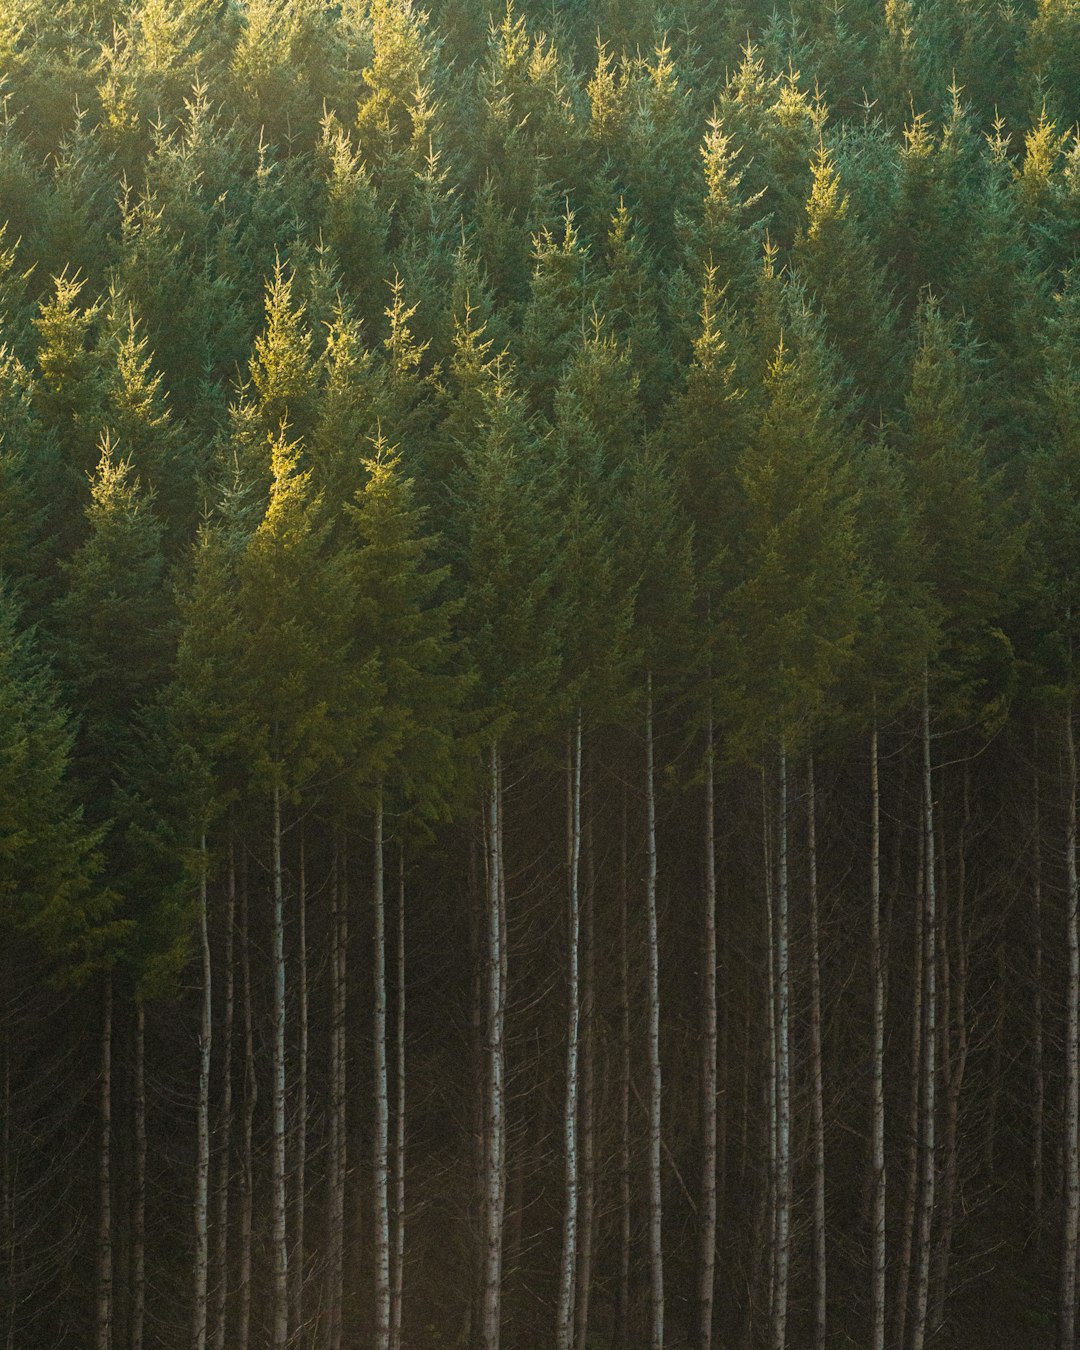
[1034,745,1045,1221]
[772,748,792,1350]
[895,793,925,1350]
[557,714,583,1350]
[807,757,827,1350]
[480,743,506,1350]
[391,846,407,1350]
[575,795,596,1350]
[290,829,309,1339]
[271,783,289,1350]
[96,973,113,1350]
[211,835,235,1350]
[645,677,664,1350]
[1061,700,1079,1350]
[699,712,718,1350]
[238,852,255,1350]
[869,724,885,1350]
[615,782,632,1350]
[911,666,938,1350]
[374,793,391,1350]
[326,832,347,1350]
[192,835,212,1350]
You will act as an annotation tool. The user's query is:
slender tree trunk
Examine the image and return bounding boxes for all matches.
[271,783,289,1350]
[391,846,407,1350]
[132,998,146,1350]
[869,724,886,1350]
[481,742,506,1350]
[97,973,113,1350]
[193,835,212,1350]
[468,833,485,1347]
[374,793,391,1350]
[1061,699,1079,1350]
[911,667,938,1350]
[238,853,255,1350]
[2,1036,11,1350]
[327,832,348,1350]
[932,766,970,1333]
[575,798,596,1350]
[291,830,309,1339]
[895,799,925,1350]
[1034,745,1045,1222]
[615,783,632,1350]
[772,748,792,1350]
[807,757,827,1350]
[558,714,584,1350]
[699,712,718,1350]
[645,676,664,1350]
[763,765,778,1341]
[212,836,235,1350]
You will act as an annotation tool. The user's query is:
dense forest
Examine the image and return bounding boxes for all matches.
[3,0,1080,1346]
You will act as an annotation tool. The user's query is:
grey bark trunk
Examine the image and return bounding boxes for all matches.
[238,854,255,1350]
[326,833,348,1350]
[480,743,506,1350]
[1061,700,1079,1350]
[615,784,632,1350]
[1034,746,1045,1221]
[97,973,113,1350]
[290,830,309,1338]
[391,846,406,1350]
[869,724,886,1350]
[807,757,826,1350]
[575,799,596,1350]
[911,667,938,1350]
[133,999,146,1350]
[645,678,664,1350]
[211,836,235,1350]
[557,714,583,1350]
[192,835,212,1350]
[271,784,289,1350]
[772,748,792,1350]
[699,714,718,1350]
[374,793,391,1350]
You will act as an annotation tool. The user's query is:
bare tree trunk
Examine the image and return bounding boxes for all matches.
[557,714,583,1350]
[97,973,113,1350]
[807,757,826,1350]
[763,765,778,1342]
[238,853,255,1350]
[290,830,309,1338]
[575,798,596,1350]
[645,677,664,1350]
[615,783,632,1350]
[374,793,391,1350]
[932,766,970,1334]
[894,794,925,1350]
[699,712,718,1350]
[1034,745,1045,1221]
[271,783,289,1350]
[468,833,485,1347]
[193,835,212,1350]
[391,846,406,1350]
[481,743,506,1350]
[327,832,348,1350]
[772,748,792,1350]
[212,836,235,1350]
[1061,699,1079,1350]
[911,667,938,1350]
[869,724,885,1350]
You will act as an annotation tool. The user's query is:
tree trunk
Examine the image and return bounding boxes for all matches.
[391,846,407,1350]
[699,712,718,1350]
[374,792,391,1350]
[1061,700,1079,1350]
[238,853,256,1350]
[480,743,506,1350]
[772,748,792,1350]
[96,973,113,1350]
[211,836,235,1350]
[193,835,212,1350]
[557,714,583,1350]
[575,797,596,1350]
[326,832,347,1350]
[869,724,885,1350]
[894,794,925,1350]
[615,783,632,1350]
[911,667,938,1350]
[271,783,289,1350]
[807,757,827,1350]
[645,676,664,1350]
[291,829,309,1339]
[1034,745,1045,1221]
[132,997,146,1350]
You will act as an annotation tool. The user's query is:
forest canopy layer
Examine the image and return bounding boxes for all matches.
[2,0,1080,1347]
